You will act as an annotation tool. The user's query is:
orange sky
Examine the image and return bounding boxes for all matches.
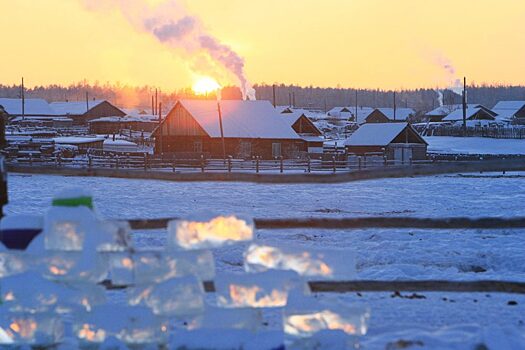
[1,0,524,90]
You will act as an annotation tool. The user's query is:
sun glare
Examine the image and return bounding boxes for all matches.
[192,77,221,95]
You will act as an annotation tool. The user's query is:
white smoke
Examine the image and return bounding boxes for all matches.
[435,89,443,107]
[431,52,463,96]
[80,0,256,100]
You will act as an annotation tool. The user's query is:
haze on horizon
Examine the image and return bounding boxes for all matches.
[1,0,524,91]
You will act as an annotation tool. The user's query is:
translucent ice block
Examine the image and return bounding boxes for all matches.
[167,214,254,250]
[128,275,205,317]
[190,306,263,331]
[0,251,30,278]
[40,251,109,283]
[283,295,370,341]
[74,305,166,346]
[97,220,133,252]
[215,270,308,308]
[0,309,64,347]
[0,272,105,313]
[244,244,356,280]
[107,249,215,286]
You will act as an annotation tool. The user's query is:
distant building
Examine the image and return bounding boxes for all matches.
[327,107,354,120]
[152,100,306,159]
[424,105,462,123]
[442,104,497,122]
[345,123,427,161]
[50,100,125,125]
[88,116,158,134]
[364,108,415,123]
[0,98,56,118]
[491,101,525,124]
[281,111,325,153]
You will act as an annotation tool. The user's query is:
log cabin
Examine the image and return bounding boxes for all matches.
[281,111,325,154]
[345,123,427,162]
[152,100,306,159]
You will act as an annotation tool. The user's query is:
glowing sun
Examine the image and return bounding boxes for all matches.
[192,77,221,95]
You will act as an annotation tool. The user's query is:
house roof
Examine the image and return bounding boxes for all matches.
[442,105,496,121]
[281,111,323,135]
[0,98,57,116]
[50,100,105,115]
[424,104,462,117]
[53,136,105,145]
[492,101,525,110]
[344,123,427,146]
[374,108,415,121]
[172,100,301,139]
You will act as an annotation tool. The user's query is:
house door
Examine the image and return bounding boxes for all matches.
[394,148,403,164]
[272,143,282,158]
[403,148,413,164]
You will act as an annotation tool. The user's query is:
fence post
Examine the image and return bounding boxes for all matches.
[256,157,259,173]
[201,155,205,173]
[116,156,120,169]
[172,157,176,173]
[358,156,362,170]
[29,153,33,166]
[332,156,336,173]
[307,156,311,173]
[280,156,284,173]
[384,156,387,167]
[88,155,92,169]
[228,156,232,173]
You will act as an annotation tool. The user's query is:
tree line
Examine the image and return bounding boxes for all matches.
[0,82,524,114]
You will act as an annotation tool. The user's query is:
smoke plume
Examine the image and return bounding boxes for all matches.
[431,52,462,96]
[81,0,256,100]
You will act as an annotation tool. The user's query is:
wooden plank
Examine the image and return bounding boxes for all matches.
[126,216,525,230]
[103,280,525,294]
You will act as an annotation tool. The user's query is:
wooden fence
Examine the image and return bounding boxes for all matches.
[423,125,525,139]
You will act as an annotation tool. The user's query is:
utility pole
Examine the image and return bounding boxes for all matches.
[158,102,163,154]
[217,102,226,164]
[393,91,397,121]
[155,89,158,116]
[272,85,276,107]
[462,77,467,136]
[85,91,89,113]
[151,95,154,115]
[355,90,358,123]
[21,77,25,119]
[0,106,7,218]
[292,92,296,108]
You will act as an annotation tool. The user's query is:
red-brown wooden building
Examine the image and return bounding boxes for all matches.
[153,100,306,159]
[50,100,126,125]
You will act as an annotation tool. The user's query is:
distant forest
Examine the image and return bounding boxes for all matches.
[1,82,525,115]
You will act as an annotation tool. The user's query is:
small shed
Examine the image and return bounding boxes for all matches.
[53,136,104,153]
[345,123,427,162]
[364,108,415,123]
[282,112,325,153]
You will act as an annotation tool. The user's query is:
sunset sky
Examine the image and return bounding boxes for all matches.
[1,0,524,91]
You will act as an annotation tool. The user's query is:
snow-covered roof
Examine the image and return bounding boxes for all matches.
[281,111,323,136]
[375,108,415,121]
[443,105,496,121]
[301,135,325,143]
[345,123,425,146]
[492,101,525,110]
[89,116,157,123]
[0,98,57,116]
[50,100,105,115]
[425,105,462,117]
[174,100,301,139]
[53,136,105,145]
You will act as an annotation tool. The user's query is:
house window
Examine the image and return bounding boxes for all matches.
[193,140,202,153]
[272,143,282,158]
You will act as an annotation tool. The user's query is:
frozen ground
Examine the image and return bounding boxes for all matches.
[425,136,525,155]
[6,173,525,349]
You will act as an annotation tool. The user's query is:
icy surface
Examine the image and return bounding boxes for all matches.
[425,136,525,155]
[6,173,525,348]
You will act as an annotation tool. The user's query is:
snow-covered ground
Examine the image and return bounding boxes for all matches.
[425,136,525,155]
[5,173,525,349]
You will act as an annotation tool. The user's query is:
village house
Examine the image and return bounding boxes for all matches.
[441,104,497,123]
[152,100,306,159]
[281,111,325,154]
[424,105,462,123]
[363,108,415,123]
[491,101,525,124]
[50,100,126,125]
[327,107,354,120]
[345,123,427,162]
[0,98,57,118]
